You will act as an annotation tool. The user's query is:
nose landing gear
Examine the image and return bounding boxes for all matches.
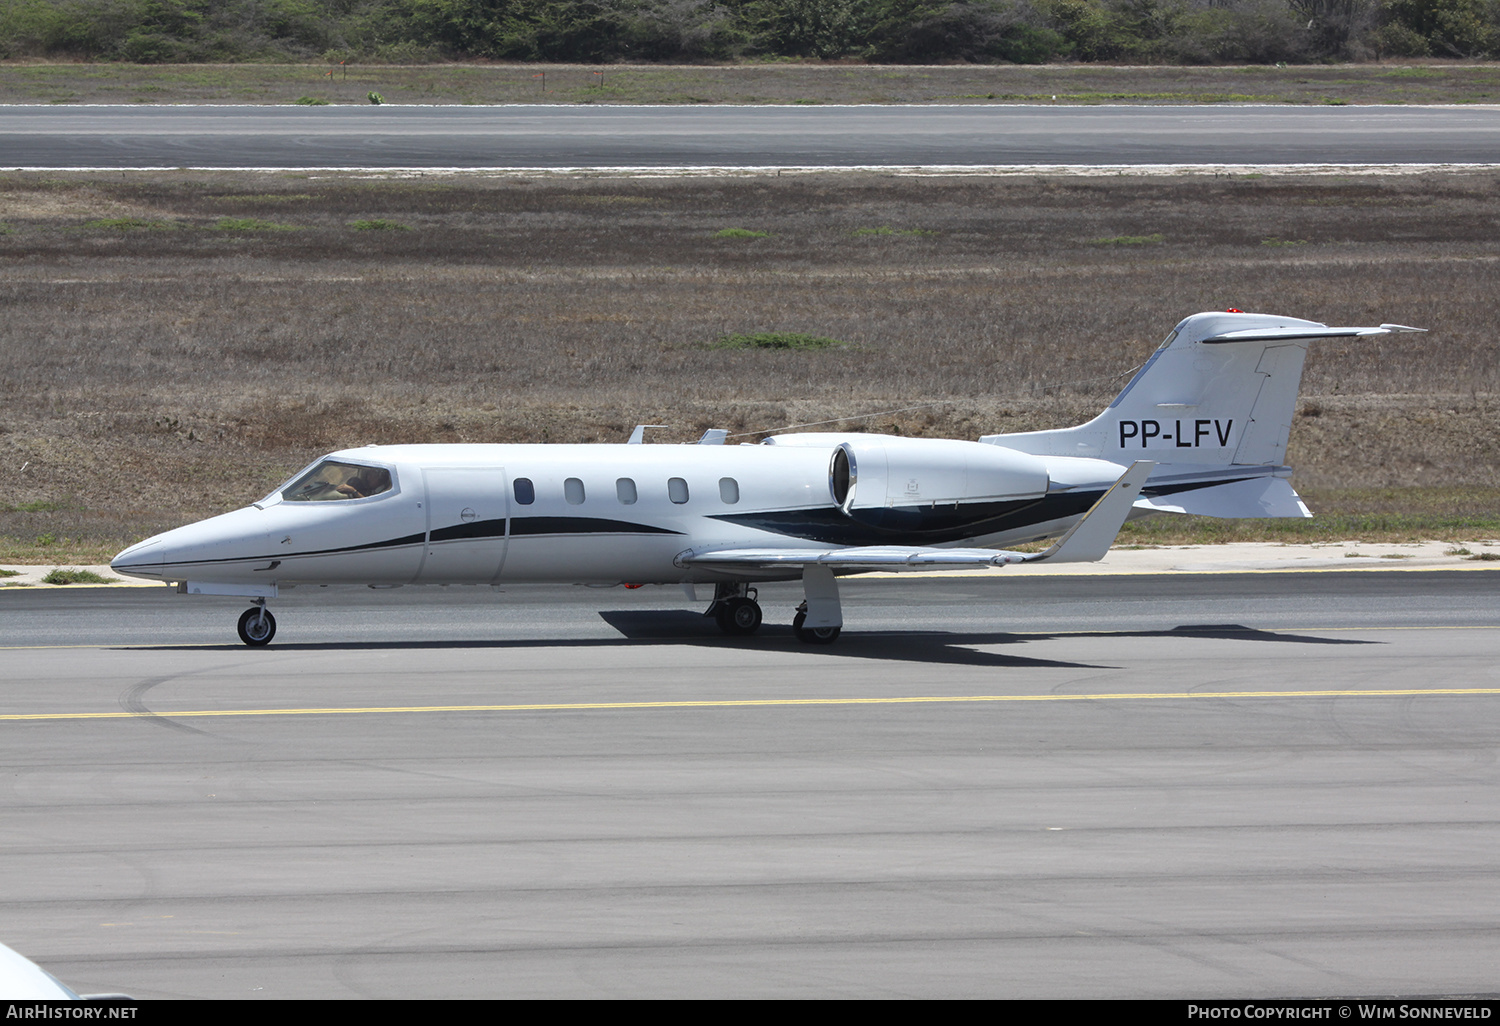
[237,599,277,646]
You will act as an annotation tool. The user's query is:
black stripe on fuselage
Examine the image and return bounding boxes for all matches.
[708,474,1263,545]
[508,516,683,537]
[148,517,683,571]
[1143,477,1261,498]
[429,518,507,543]
[146,532,429,571]
[710,495,1089,546]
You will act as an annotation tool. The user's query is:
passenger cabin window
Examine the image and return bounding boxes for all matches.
[565,478,586,505]
[668,477,689,504]
[514,478,535,505]
[282,460,393,502]
[719,477,740,504]
[616,478,638,505]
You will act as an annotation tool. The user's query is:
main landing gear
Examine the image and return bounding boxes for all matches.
[792,605,840,645]
[709,583,763,636]
[707,569,844,645]
[237,599,276,646]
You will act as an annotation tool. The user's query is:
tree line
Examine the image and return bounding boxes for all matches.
[1,0,1496,64]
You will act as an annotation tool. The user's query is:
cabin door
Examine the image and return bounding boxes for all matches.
[417,466,510,584]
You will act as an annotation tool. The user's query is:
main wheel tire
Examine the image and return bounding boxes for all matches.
[715,596,762,635]
[792,610,841,645]
[237,607,277,646]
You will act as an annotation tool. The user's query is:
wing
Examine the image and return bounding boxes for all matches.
[678,461,1153,574]
[679,545,1033,573]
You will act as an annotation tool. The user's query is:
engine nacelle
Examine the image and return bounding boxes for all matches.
[765,433,1050,528]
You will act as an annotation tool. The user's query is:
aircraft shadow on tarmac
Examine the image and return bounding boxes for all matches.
[592,610,1379,671]
[139,613,1376,671]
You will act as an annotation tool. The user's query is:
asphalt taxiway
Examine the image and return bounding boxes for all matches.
[4,103,1499,169]
[2,571,1498,998]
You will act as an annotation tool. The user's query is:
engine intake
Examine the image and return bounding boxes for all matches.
[815,435,1049,521]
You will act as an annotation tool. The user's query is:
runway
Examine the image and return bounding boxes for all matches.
[3,573,1498,998]
[4,103,1500,169]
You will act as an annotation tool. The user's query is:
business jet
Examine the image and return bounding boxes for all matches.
[111,311,1422,646]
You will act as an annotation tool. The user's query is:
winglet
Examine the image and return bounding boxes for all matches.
[626,424,668,444]
[1025,461,1154,564]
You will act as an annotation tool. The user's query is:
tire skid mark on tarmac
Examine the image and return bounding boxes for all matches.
[118,669,239,737]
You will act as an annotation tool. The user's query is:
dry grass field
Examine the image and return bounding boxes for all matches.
[1,169,1497,562]
[2,60,1500,106]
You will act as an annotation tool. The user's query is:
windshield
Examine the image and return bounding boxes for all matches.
[281,460,394,502]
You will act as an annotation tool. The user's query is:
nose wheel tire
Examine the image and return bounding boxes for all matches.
[792,611,840,645]
[237,607,277,646]
[714,596,763,635]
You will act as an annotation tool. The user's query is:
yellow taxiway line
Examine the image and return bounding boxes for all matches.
[5,688,1500,722]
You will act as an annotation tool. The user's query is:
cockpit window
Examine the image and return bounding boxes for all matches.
[282,460,394,502]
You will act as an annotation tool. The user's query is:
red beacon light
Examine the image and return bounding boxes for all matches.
[1226,308,1243,313]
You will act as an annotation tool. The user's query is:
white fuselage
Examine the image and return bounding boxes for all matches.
[110,435,1132,590]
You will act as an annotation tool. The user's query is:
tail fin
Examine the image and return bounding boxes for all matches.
[985,312,1423,467]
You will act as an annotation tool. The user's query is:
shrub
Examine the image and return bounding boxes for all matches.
[82,217,177,230]
[1089,233,1164,245]
[874,1,1073,63]
[41,568,115,585]
[214,218,300,232]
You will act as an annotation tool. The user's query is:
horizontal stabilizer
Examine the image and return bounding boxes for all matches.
[1202,324,1425,344]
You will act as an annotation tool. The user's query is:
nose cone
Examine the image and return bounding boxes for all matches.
[111,537,166,581]
[114,507,271,584]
